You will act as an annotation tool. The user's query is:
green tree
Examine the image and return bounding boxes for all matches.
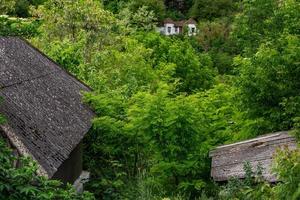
[189,0,239,20]
[195,20,235,74]
[79,36,165,198]
[125,83,235,196]
[0,0,46,17]
[83,80,237,198]
[128,0,166,20]
[118,6,158,31]
[33,0,118,66]
[136,32,216,93]
[0,15,40,37]
[0,0,16,14]
[234,0,300,135]
[102,0,130,13]
[165,0,193,17]
[14,0,30,17]
[83,37,160,93]
[231,0,299,55]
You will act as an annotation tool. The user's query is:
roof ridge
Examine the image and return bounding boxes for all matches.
[0,70,60,90]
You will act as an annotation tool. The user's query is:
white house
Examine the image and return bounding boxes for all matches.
[158,18,197,36]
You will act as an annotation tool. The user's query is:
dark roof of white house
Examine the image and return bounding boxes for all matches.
[163,18,175,24]
[162,18,197,26]
[0,37,94,177]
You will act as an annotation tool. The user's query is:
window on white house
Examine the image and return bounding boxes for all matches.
[168,27,171,33]
[191,27,195,33]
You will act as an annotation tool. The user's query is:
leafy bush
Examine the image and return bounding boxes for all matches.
[83,82,236,198]
[0,98,6,124]
[0,16,40,37]
[0,139,95,200]
[136,32,216,93]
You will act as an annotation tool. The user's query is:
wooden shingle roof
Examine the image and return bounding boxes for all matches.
[209,131,298,182]
[0,37,94,177]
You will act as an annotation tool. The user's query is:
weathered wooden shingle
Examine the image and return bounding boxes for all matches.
[209,131,298,182]
[0,37,94,177]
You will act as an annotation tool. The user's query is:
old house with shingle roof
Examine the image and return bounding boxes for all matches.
[0,37,94,186]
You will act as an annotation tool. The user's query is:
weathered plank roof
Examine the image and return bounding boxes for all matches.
[209,131,298,182]
[0,37,94,177]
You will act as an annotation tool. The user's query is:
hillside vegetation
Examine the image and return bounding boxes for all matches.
[0,0,299,199]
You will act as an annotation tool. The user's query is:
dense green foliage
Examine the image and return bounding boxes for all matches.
[189,0,240,20]
[0,0,299,199]
[82,83,236,198]
[0,0,46,17]
[232,0,300,139]
[0,98,5,124]
[0,15,40,37]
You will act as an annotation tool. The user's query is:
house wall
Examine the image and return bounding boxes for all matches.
[164,23,176,35]
[158,23,197,36]
[187,24,197,36]
[52,141,83,184]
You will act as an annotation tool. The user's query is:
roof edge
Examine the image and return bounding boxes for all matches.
[209,131,291,157]
[14,37,93,92]
[0,124,49,177]
[17,37,96,116]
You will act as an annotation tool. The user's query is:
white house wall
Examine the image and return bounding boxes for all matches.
[158,23,197,36]
[164,23,176,35]
[187,24,197,36]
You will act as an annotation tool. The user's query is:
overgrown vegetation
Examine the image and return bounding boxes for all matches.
[219,149,300,200]
[0,15,40,37]
[0,0,299,199]
[0,139,95,200]
[0,98,5,124]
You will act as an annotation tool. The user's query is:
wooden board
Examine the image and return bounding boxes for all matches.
[209,131,298,182]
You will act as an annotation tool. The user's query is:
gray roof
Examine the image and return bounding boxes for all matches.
[209,131,298,182]
[0,37,94,177]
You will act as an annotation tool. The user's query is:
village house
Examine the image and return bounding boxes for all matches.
[209,131,298,182]
[0,37,94,190]
[158,18,197,36]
